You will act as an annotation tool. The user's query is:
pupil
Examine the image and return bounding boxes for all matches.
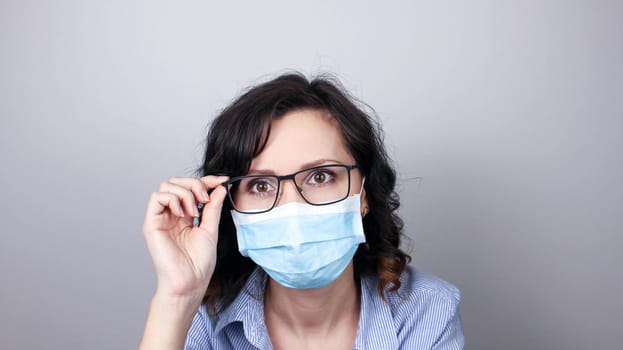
[314,173,326,183]
[257,183,268,192]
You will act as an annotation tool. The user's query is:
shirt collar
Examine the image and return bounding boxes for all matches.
[214,267,271,348]
[354,274,399,349]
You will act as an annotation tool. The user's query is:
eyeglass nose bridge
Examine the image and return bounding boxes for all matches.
[273,173,305,205]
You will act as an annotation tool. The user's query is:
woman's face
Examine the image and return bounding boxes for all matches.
[247,108,367,210]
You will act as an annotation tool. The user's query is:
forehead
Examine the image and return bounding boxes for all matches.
[249,109,354,173]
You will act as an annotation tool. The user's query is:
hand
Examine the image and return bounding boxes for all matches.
[142,175,229,300]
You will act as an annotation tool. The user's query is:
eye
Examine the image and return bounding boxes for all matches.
[253,181,271,193]
[313,172,327,183]
[247,178,276,195]
[307,169,335,185]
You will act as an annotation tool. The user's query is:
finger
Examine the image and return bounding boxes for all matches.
[168,177,211,203]
[198,185,229,232]
[147,192,185,218]
[158,181,200,217]
[198,175,230,202]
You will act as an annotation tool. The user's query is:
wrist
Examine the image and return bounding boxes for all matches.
[151,289,204,315]
[140,292,203,350]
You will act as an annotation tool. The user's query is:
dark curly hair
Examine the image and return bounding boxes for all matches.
[198,72,411,313]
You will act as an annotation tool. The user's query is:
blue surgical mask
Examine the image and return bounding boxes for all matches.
[231,194,366,289]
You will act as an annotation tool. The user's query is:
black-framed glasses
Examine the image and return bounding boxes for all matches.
[222,164,359,214]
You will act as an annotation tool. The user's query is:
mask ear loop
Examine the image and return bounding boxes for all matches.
[359,177,368,217]
[358,177,371,250]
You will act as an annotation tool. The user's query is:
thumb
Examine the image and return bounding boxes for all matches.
[198,184,229,234]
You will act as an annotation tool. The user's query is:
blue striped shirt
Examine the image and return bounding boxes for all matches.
[184,265,464,349]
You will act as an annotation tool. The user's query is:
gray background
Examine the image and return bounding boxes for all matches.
[1,1,621,349]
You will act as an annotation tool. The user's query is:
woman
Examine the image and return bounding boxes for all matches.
[140,73,464,349]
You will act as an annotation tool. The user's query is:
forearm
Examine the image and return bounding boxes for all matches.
[139,292,203,350]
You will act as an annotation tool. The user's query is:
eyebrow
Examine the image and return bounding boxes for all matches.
[247,158,348,176]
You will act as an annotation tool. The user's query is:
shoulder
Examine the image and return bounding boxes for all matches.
[389,265,461,307]
[376,265,464,348]
[184,268,269,349]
